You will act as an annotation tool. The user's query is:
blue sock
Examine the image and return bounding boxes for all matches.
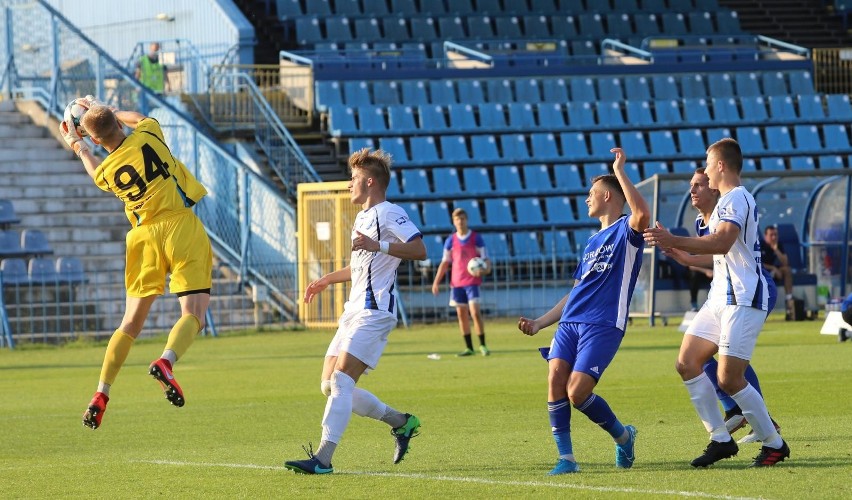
[744,365,763,396]
[575,393,625,440]
[703,358,737,411]
[548,398,573,458]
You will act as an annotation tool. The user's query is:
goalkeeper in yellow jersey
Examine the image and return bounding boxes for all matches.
[59,97,212,429]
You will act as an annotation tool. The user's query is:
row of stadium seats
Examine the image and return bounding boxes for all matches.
[349,124,852,165]
[422,229,587,264]
[280,0,722,20]
[315,71,815,109]
[293,10,740,45]
[0,229,53,259]
[0,257,86,286]
[327,95,850,136]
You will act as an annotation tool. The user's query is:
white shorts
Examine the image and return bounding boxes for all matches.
[325,308,397,369]
[685,303,766,360]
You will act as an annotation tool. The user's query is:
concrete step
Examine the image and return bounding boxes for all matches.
[0,173,95,188]
[17,212,126,228]
[0,112,34,125]
[0,148,69,161]
[0,124,46,138]
[0,137,61,149]
[0,158,90,174]
[0,184,107,200]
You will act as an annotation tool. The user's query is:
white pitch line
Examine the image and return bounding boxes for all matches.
[132,459,767,500]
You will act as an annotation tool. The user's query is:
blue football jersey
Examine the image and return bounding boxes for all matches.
[561,215,645,331]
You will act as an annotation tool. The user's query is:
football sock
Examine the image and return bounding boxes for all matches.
[744,364,763,396]
[548,398,574,460]
[321,370,355,445]
[164,314,201,361]
[97,382,111,397]
[574,393,625,441]
[477,334,486,347]
[703,359,737,411]
[730,384,783,448]
[351,387,407,428]
[463,334,473,350]
[314,440,336,468]
[162,349,178,366]
[684,372,731,442]
[99,329,135,386]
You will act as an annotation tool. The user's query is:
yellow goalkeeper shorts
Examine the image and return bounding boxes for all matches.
[124,211,213,297]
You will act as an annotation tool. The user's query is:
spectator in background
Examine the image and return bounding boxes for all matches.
[761,225,795,309]
[134,42,169,95]
[431,208,491,357]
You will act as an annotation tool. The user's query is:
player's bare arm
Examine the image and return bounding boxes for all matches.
[304,266,352,303]
[431,260,450,295]
[518,293,569,336]
[352,230,427,260]
[644,220,738,255]
[663,247,714,268]
[610,147,651,232]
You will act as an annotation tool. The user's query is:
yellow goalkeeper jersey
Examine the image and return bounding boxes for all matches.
[94,118,207,226]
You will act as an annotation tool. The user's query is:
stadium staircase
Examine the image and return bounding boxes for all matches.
[0,100,257,341]
[718,0,852,47]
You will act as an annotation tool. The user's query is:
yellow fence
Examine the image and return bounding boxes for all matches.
[297,181,360,328]
[812,47,852,95]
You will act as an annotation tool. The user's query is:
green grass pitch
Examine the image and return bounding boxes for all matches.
[1,313,850,499]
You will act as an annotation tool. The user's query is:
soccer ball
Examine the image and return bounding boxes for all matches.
[467,257,488,275]
[63,98,90,137]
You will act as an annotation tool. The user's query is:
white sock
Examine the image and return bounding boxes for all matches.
[97,382,111,397]
[352,388,407,428]
[730,384,783,448]
[321,371,355,445]
[684,373,731,442]
[161,349,177,366]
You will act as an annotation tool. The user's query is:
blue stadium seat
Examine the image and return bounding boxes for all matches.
[688,11,715,33]
[715,10,742,34]
[382,17,410,40]
[672,160,697,174]
[793,124,822,152]
[438,16,466,39]
[349,137,375,154]
[625,101,654,127]
[573,194,596,223]
[484,198,514,226]
[797,94,825,120]
[826,94,852,120]
[634,13,661,36]
[343,81,372,107]
[387,170,401,198]
[661,12,688,35]
[432,167,463,197]
[0,257,28,285]
[761,71,789,96]
[736,126,766,154]
[325,17,354,41]
[411,17,438,40]
[354,18,382,40]
[824,124,851,152]
[463,167,493,194]
[596,102,625,128]
[454,199,484,226]
[500,134,531,162]
[530,0,558,13]
[410,136,440,164]
[542,78,569,102]
[277,0,303,18]
[422,200,452,232]
[623,161,643,184]
[21,229,51,255]
[818,155,844,169]
[590,132,617,158]
[448,103,477,129]
[373,81,401,106]
[457,80,486,104]
[584,163,609,183]
[508,103,537,128]
[0,230,24,257]
[681,74,707,99]
[428,80,457,104]
[643,161,669,177]
[493,165,522,194]
[677,128,706,157]
[613,0,639,10]
[651,75,679,100]
[467,15,496,38]
[421,0,447,15]
[28,257,56,285]
[682,98,712,125]
[606,13,634,38]
[569,77,597,102]
[739,96,768,122]
[479,103,508,131]
[542,229,576,260]
[523,164,554,193]
[401,169,431,197]
[364,0,390,15]
[470,134,501,162]
[0,199,20,227]
[523,15,552,37]
[295,17,323,45]
[789,156,815,171]
[55,256,86,285]
[327,106,357,137]
[515,78,542,103]
[537,103,567,128]
[400,80,429,106]
[423,234,445,263]
[624,76,652,101]
[742,158,757,172]
[481,233,510,262]
[654,99,683,125]
[515,198,546,225]
[711,97,742,123]
[439,135,471,162]
[760,157,786,172]
[553,163,583,189]
[767,95,796,122]
[567,102,596,128]
[391,0,418,15]
[734,72,761,97]
[649,130,678,157]
[388,105,418,133]
[560,132,590,161]
[544,196,576,224]
[418,104,449,132]
[706,127,732,144]
[380,137,410,165]
[598,77,625,102]
[495,16,523,37]
[789,70,815,95]
[357,106,388,133]
[487,79,514,103]
[315,81,343,113]
[447,0,474,14]
[531,133,563,161]
[775,223,807,271]
[707,73,735,97]
[551,14,578,37]
[511,231,542,262]
[577,13,605,36]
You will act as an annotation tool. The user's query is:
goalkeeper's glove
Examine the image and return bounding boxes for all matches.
[59,118,89,156]
[82,94,117,112]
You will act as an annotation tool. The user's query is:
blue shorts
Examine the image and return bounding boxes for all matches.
[449,285,480,307]
[543,322,624,381]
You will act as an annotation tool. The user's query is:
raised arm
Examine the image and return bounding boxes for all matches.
[610,148,651,232]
